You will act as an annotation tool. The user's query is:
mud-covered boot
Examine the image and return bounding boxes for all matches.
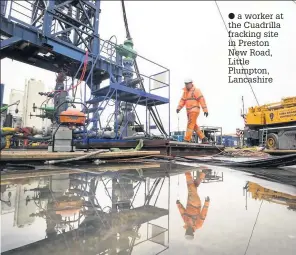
[201,137,209,144]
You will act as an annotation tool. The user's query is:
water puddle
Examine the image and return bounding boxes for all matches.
[1,163,296,255]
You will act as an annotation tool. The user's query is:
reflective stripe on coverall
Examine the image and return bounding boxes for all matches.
[177,172,210,232]
[177,85,208,141]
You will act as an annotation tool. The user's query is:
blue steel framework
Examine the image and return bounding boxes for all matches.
[0,0,170,143]
[0,83,4,107]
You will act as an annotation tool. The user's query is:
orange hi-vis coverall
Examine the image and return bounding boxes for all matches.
[177,172,210,232]
[177,85,208,142]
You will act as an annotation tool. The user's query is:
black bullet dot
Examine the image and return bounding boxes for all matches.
[229,13,235,19]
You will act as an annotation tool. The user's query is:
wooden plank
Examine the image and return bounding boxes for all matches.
[0,150,160,161]
[265,149,296,155]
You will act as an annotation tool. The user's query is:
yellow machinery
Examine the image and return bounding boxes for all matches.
[1,127,16,148]
[244,182,296,211]
[243,96,296,149]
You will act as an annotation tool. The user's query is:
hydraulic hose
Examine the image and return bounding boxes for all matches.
[44,149,109,165]
[121,0,131,40]
[134,61,168,136]
[1,100,20,113]
[47,51,89,104]
[12,135,51,141]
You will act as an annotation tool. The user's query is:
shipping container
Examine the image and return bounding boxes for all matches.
[170,131,185,142]
[217,135,240,147]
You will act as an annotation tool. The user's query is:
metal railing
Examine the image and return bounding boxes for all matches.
[84,39,170,140]
[6,0,99,54]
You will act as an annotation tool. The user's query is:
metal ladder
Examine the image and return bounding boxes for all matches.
[261,128,268,147]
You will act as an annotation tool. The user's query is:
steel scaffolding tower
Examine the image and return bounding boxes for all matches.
[0,0,170,144]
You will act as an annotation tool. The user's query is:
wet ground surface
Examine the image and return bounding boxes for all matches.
[1,162,296,255]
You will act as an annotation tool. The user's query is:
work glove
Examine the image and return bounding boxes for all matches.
[204,112,208,117]
[205,196,210,202]
[176,200,181,204]
[176,109,180,114]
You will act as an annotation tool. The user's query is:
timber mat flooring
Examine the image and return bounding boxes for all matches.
[0,150,160,162]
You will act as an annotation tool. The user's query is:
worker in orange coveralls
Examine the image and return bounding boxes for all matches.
[176,78,209,143]
[176,171,210,240]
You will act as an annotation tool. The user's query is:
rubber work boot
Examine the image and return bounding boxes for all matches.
[201,137,209,144]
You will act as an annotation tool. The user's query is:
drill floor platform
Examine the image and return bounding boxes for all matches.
[90,83,169,106]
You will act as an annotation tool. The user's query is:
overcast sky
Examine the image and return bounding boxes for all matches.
[1,1,296,134]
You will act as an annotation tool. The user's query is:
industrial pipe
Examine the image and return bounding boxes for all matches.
[0,131,16,137]
[12,135,51,141]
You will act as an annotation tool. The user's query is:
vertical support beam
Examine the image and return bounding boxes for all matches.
[31,0,39,24]
[167,174,170,247]
[168,70,171,138]
[89,177,96,206]
[115,90,119,139]
[73,9,80,45]
[90,0,101,131]
[92,0,100,56]
[0,83,4,107]
[43,0,54,37]
[93,102,98,130]
[116,53,123,82]
[111,178,117,212]
[0,0,7,16]
[148,79,150,136]
[146,98,148,135]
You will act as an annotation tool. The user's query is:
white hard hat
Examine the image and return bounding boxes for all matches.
[184,78,193,83]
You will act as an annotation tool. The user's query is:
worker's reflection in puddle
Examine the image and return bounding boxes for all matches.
[176,170,210,240]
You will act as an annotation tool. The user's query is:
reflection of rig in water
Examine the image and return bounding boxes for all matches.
[193,168,224,184]
[1,165,173,255]
[243,181,296,211]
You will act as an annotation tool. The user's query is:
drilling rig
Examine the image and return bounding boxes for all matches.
[1,1,225,156]
[0,0,170,153]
